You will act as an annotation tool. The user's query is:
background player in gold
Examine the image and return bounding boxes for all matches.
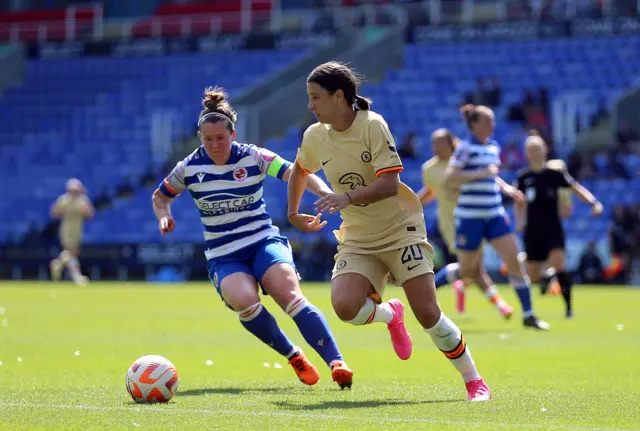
[417,129,513,318]
[49,178,94,285]
[287,62,490,401]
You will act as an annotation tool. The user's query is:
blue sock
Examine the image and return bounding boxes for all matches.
[435,263,460,288]
[287,297,343,366]
[509,275,533,318]
[239,303,296,358]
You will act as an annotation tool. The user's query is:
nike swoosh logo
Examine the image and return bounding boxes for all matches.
[435,333,453,338]
[408,264,420,271]
[321,160,331,166]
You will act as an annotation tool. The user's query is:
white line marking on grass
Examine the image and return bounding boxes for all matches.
[1,402,637,431]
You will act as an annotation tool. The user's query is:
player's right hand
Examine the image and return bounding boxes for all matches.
[592,201,604,216]
[486,164,499,176]
[159,216,176,235]
[288,213,327,233]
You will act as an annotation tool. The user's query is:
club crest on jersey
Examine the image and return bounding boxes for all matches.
[196,173,206,183]
[338,173,366,190]
[361,151,372,163]
[233,167,248,182]
[336,260,347,269]
[457,234,467,246]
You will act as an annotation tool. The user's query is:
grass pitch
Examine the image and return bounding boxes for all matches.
[0,282,638,430]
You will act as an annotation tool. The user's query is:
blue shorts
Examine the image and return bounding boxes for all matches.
[454,213,513,251]
[207,235,298,299]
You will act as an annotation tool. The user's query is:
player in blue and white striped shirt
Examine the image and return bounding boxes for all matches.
[442,104,549,330]
[152,87,353,388]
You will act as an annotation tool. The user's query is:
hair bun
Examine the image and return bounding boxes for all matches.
[528,129,540,137]
[460,104,474,118]
[202,86,228,111]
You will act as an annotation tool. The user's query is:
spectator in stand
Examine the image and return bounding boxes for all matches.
[605,205,633,282]
[501,141,525,170]
[398,131,418,160]
[116,177,135,198]
[140,164,158,187]
[568,150,597,181]
[616,121,640,154]
[538,87,549,115]
[463,78,488,106]
[486,77,502,108]
[606,149,630,180]
[93,187,112,211]
[577,241,604,284]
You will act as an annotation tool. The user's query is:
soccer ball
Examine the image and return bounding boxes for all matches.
[126,355,179,403]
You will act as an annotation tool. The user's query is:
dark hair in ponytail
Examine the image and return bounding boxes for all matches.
[198,86,237,132]
[460,104,493,131]
[460,104,480,128]
[307,61,372,111]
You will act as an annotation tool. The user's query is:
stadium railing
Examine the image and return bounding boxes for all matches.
[1,0,638,43]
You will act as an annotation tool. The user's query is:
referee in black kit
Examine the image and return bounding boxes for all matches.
[514,131,603,318]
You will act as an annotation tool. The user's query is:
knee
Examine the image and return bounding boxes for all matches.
[458,262,478,280]
[412,302,442,329]
[331,293,365,322]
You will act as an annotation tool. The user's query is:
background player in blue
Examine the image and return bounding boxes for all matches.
[443,104,550,330]
[151,87,353,389]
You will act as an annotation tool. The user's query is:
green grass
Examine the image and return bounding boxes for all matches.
[0,282,638,430]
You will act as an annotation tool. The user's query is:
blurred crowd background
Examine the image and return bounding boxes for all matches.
[0,0,638,285]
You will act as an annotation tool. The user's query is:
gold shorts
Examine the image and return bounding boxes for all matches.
[60,233,82,251]
[332,241,435,298]
[439,220,456,253]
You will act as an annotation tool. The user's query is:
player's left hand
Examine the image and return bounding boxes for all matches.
[592,201,603,216]
[315,193,351,214]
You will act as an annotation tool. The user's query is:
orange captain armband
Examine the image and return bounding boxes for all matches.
[375,166,403,177]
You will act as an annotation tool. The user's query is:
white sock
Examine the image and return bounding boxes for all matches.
[345,297,393,325]
[68,257,83,282]
[59,250,71,266]
[485,286,508,309]
[424,313,481,383]
[445,263,461,284]
[285,296,309,318]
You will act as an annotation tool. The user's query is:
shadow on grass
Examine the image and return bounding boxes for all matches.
[179,387,290,397]
[272,398,463,410]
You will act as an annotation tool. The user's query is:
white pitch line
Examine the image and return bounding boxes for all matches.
[1,402,637,431]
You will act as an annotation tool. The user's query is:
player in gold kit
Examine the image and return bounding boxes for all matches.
[49,178,94,285]
[287,62,490,401]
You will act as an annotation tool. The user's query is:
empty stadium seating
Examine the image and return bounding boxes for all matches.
[2,35,639,266]
[0,49,307,243]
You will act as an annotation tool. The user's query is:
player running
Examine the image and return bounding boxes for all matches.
[417,128,513,319]
[49,178,94,286]
[514,131,603,318]
[152,87,352,389]
[444,104,549,330]
[288,62,490,401]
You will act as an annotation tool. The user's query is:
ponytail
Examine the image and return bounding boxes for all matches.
[354,94,372,111]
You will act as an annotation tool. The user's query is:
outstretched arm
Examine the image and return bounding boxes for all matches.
[571,181,603,215]
[416,186,436,205]
[287,161,326,232]
[282,165,332,198]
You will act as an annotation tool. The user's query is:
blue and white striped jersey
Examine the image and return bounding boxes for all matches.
[449,137,503,219]
[159,142,291,261]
